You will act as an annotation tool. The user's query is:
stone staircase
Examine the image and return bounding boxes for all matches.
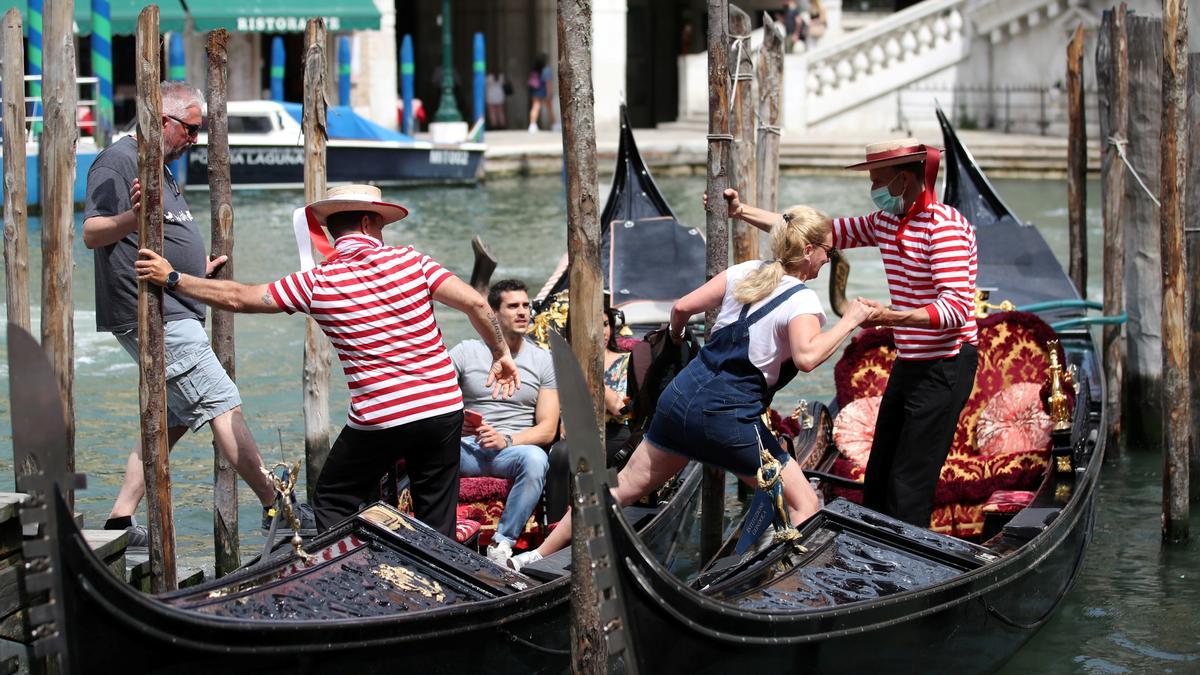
[669,0,1086,135]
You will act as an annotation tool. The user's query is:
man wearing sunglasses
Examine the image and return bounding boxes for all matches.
[83,81,307,547]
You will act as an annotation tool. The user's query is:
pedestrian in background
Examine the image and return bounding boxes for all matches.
[527,54,555,132]
[486,71,509,129]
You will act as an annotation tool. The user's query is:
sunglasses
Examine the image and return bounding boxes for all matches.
[165,114,202,137]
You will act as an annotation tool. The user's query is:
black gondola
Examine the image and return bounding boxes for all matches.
[8,319,701,674]
[9,106,714,672]
[554,110,1106,674]
[534,104,707,329]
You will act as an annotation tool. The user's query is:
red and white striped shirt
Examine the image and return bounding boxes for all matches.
[268,234,462,430]
[833,201,978,359]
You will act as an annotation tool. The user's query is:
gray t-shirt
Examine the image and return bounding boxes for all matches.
[450,338,557,435]
[83,136,207,332]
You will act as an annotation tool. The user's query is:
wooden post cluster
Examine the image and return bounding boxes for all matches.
[1159,0,1189,543]
[39,0,77,508]
[729,4,756,264]
[702,0,732,565]
[1066,25,1087,297]
[206,29,240,576]
[135,5,177,591]
[1098,6,1128,456]
[557,0,607,669]
[755,13,785,215]
[303,19,333,504]
[2,9,31,338]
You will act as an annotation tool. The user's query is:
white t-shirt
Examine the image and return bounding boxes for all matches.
[711,260,827,387]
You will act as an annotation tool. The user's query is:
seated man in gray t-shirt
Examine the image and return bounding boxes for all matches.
[450,280,558,565]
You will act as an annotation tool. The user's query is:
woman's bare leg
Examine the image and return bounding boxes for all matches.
[528,99,542,129]
[533,439,689,557]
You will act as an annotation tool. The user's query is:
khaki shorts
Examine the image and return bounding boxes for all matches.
[115,318,242,431]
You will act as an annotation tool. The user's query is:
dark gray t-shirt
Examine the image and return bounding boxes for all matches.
[83,136,207,332]
[450,338,557,435]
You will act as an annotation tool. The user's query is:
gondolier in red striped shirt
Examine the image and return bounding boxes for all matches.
[716,138,978,528]
[133,185,520,538]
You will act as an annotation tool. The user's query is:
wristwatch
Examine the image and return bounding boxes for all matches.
[166,270,181,290]
[502,434,513,448]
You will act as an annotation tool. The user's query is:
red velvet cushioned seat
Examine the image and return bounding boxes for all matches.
[393,464,544,550]
[831,311,1066,539]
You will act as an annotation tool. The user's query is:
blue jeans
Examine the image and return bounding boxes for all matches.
[459,437,549,545]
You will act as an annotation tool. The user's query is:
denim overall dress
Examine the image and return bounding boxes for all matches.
[645,284,806,476]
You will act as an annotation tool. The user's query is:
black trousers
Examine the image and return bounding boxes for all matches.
[312,410,462,537]
[863,344,978,527]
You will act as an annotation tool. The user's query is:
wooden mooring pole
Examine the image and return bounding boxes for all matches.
[557,0,607,669]
[2,10,31,337]
[755,12,784,215]
[1098,6,1128,456]
[206,29,240,576]
[1066,25,1087,297]
[135,6,177,591]
[702,0,732,564]
[1189,51,1200,502]
[40,0,77,510]
[729,4,756,264]
[1119,15,1164,450]
[1159,0,1189,542]
[302,19,332,503]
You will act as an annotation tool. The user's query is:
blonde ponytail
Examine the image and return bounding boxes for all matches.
[732,205,832,305]
[733,260,785,304]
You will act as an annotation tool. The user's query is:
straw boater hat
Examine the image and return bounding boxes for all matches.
[845,138,935,171]
[306,184,409,227]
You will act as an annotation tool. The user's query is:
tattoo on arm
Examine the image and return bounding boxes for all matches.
[262,292,274,307]
[488,313,505,356]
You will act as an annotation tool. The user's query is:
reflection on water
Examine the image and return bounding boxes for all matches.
[0,173,1195,671]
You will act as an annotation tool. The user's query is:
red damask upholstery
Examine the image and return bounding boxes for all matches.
[456,477,543,550]
[394,465,544,550]
[831,311,1067,539]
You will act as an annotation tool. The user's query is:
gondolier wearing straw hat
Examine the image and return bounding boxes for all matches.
[716,138,979,528]
[134,184,520,537]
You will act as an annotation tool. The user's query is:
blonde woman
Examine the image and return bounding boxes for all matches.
[512,205,875,569]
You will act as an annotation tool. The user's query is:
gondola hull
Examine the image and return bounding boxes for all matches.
[608,468,1096,672]
[48,461,701,674]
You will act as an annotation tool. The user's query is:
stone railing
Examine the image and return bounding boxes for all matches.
[673,0,1081,132]
[799,0,969,126]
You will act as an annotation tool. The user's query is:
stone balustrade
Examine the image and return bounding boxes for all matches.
[800,0,968,126]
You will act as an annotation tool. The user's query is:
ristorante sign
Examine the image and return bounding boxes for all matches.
[236,15,344,32]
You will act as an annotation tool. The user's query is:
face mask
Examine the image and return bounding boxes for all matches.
[870,175,906,215]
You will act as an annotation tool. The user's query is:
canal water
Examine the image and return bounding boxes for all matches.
[0,172,1195,673]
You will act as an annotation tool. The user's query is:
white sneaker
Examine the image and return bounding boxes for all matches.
[508,549,543,572]
[528,123,538,133]
[486,540,514,565]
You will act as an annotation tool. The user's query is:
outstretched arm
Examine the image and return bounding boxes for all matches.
[135,248,282,313]
[787,299,873,372]
[669,271,728,339]
[705,188,779,234]
[433,275,520,398]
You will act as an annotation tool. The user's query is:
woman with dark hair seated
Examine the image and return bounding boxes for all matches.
[601,307,634,457]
